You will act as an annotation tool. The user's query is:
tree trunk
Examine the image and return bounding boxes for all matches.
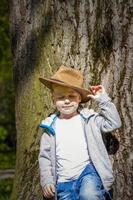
[10,0,132,200]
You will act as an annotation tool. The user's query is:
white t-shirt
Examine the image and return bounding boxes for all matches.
[55,114,90,182]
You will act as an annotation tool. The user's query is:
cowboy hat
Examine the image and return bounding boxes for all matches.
[39,65,91,103]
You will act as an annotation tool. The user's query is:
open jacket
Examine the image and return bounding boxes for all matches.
[38,92,121,194]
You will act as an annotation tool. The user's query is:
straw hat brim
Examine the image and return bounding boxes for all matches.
[39,77,91,103]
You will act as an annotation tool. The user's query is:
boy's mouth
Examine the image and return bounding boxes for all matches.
[62,105,73,109]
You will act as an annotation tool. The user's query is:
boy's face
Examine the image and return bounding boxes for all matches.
[52,85,81,118]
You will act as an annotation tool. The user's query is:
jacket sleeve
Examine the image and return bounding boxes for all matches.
[94,92,122,133]
[38,132,54,187]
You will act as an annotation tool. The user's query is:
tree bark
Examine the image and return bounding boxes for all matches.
[10,0,133,200]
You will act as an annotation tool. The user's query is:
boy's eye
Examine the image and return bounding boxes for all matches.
[58,96,65,100]
[55,94,77,100]
[69,95,76,98]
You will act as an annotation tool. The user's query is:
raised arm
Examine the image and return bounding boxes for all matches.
[88,85,122,133]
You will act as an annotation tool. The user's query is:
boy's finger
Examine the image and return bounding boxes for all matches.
[91,85,102,92]
[87,94,95,99]
[43,186,53,198]
[46,186,55,197]
[91,85,104,95]
[50,184,55,193]
[43,190,49,198]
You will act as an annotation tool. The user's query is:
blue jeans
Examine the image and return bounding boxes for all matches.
[56,163,112,200]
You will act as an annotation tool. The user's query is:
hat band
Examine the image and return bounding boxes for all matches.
[50,78,65,84]
[50,78,83,88]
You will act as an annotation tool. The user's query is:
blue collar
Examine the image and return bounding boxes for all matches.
[39,109,95,136]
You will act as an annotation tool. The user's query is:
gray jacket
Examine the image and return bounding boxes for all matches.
[38,92,121,193]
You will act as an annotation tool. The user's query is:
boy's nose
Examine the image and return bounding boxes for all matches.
[64,99,70,104]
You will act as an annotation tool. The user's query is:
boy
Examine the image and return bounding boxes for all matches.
[38,65,121,200]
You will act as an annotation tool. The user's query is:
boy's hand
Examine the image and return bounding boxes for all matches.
[88,85,105,99]
[42,183,55,199]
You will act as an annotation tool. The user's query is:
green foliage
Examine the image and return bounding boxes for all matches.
[0,152,16,169]
[0,1,16,199]
[0,0,12,80]
[0,152,15,200]
[0,126,10,151]
[0,127,7,141]
[0,178,13,200]
[0,0,16,151]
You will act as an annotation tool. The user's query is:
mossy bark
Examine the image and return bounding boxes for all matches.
[10,0,132,200]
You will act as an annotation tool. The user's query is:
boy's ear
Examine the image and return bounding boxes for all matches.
[79,94,82,103]
[52,96,56,104]
[52,93,55,103]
